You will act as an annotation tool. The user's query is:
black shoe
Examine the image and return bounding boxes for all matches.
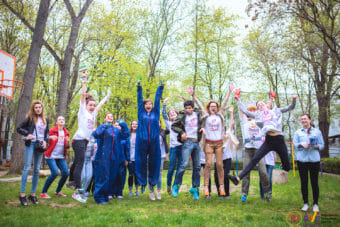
[28,195,39,204]
[228,175,239,185]
[19,196,28,206]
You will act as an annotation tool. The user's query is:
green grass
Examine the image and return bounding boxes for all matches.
[0,170,339,226]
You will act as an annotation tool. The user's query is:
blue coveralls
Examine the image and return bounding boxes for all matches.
[92,124,122,203]
[135,85,164,187]
[112,121,130,196]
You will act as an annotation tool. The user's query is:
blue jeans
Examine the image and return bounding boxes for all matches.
[259,164,274,198]
[42,158,69,193]
[173,140,201,188]
[166,146,182,187]
[20,142,44,194]
[81,156,93,191]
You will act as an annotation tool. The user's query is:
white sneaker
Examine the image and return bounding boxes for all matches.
[156,190,161,200]
[149,192,156,201]
[72,192,87,203]
[313,204,319,212]
[117,195,123,199]
[301,203,309,211]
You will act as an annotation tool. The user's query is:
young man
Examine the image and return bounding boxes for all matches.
[171,100,203,200]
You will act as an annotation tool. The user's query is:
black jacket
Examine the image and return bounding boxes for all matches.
[160,128,170,154]
[171,108,203,143]
[17,117,49,146]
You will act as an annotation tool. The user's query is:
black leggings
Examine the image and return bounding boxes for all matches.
[239,135,290,180]
[214,158,231,196]
[69,139,87,189]
[297,161,320,205]
[128,161,138,188]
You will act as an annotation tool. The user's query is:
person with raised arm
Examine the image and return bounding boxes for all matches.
[293,114,324,212]
[66,71,110,203]
[189,85,232,199]
[229,90,297,201]
[135,79,164,200]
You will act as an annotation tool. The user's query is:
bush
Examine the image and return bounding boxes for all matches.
[321,157,340,174]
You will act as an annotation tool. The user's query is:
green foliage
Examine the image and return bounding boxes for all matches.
[322,158,340,174]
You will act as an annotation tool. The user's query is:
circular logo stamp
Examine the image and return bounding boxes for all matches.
[286,211,302,226]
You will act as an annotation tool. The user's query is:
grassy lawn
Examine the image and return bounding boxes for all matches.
[0,170,339,226]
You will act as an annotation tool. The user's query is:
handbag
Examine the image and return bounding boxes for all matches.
[34,126,46,153]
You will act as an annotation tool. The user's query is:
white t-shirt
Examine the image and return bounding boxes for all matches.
[185,112,198,140]
[49,130,65,159]
[164,119,182,148]
[241,115,262,149]
[159,134,167,158]
[130,132,136,161]
[205,114,222,141]
[33,117,46,142]
[73,101,98,140]
[223,140,232,160]
[264,151,275,166]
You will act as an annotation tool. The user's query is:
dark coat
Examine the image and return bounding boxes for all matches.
[17,117,49,146]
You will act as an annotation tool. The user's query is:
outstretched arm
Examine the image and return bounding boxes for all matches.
[228,106,234,131]
[95,88,111,113]
[221,84,233,111]
[80,73,88,105]
[235,97,256,119]
[137,84,144,113]
[279,96,297,113]
[188,86,204,110]
[153,85,164,116]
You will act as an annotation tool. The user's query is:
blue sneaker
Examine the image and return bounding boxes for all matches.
[241,195,247,202]
[135,191,141,197]
[172,184,180,198]
[189,187,199,200]
[128,191,133,198]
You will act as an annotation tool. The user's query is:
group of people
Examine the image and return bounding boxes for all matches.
[16,75,324,212]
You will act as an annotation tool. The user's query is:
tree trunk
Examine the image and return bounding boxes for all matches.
[317,96,330,157]
[10,0,51,174]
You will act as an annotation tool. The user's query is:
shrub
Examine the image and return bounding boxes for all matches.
[321,157,340,174]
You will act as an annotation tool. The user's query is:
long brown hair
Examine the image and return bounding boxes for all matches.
[26,100,47,125]
[130,120,138,133]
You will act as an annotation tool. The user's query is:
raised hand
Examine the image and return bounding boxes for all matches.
[292,95,297,99]
[270,90,276,99]
[164,97,171,104]
[137,77,141,86]
[188,86,194,96]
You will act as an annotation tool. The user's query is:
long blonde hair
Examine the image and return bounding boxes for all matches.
[26,100,47,125]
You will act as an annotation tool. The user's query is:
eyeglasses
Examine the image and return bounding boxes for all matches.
[209,105,217,108]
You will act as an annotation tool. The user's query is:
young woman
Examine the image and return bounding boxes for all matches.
[214,106,237,199]
[230,93,297,202]
[135,80,164,200]
[40,116,69,199]
[92,114,124,205]
[128,120,140,197]
[67,72,110,203]
[17,100,49,206]
[189,85,232,198]
[162,97,182,195]
[156,121,169,200]
[293,114,324,212]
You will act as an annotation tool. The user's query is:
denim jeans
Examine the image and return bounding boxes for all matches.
[259,164,274,199]
[157,158,165,190]
[166,146,182,187]
[173,140,201,188]
[42,158,69,193]
[81,156,93,191]
[20,142,44,194]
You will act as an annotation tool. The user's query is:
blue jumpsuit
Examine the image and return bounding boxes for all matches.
[112,121,130,196]
[135,85,164,187]
[92,124,122,203]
